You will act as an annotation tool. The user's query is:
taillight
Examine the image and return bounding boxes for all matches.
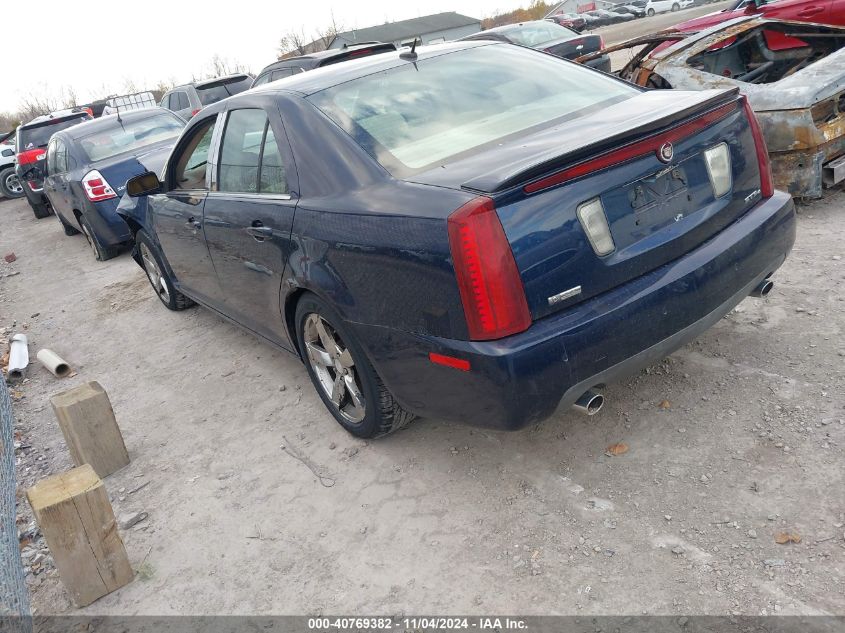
[17,149,45,165]
[191,108,201,117]
[741,96,773,198]
[447,196,531,341]
[598,35,605,49]
[82,170,117,202]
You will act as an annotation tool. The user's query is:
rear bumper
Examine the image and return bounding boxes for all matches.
[354,191,796,430]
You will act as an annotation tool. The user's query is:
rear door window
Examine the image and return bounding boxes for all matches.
[218,109,288,194]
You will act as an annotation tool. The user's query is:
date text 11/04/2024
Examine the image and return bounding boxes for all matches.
[307,617,529,630]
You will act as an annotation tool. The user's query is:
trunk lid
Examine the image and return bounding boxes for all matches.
[544,33,603,60]
[92,142,174,196]
[413,88,766,321]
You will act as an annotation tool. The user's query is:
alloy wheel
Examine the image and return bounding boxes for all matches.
[4,172,22,195]
[303,313,366,424]
[139,242,171,303]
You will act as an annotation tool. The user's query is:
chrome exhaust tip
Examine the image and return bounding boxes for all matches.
[750,279,774,298]
[572,390,604,416]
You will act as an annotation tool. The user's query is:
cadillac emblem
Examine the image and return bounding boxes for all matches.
[657,142,674,163]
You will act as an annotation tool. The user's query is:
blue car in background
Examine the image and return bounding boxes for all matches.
[118,42,795,438]
[43,109,186,260]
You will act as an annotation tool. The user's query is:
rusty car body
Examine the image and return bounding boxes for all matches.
[578,17,845,198]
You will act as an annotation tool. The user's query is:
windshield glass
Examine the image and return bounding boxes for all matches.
[503,22,576,46]
[19,115,89,150]
[309,45,636,174]
[78,112,185,162]
[196,76,252,106]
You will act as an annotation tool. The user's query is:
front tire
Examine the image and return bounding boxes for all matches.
[136,230,194,310]
[79,214,119,261]
[671,2,680,9]
[0,167,23,199]
[647,8,656,15]
[295,293,415,438]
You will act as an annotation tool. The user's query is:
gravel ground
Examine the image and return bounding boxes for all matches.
[1,186,843,616]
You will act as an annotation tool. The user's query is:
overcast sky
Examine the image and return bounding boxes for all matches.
[4,0,529,113]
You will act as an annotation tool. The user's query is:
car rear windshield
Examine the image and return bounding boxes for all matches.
[196,76,253,106]
[309,45,637,174]
[19,115,89,150]
[78,112,185,162]
[501,22,577,47]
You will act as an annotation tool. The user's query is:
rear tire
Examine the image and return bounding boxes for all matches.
[136,230,194,310]
[295,293,415,439]
[79,214,119,261]
[0,167,23,199]
[57,212,80,236]
[672,2,680,9]
[30,200,52,219]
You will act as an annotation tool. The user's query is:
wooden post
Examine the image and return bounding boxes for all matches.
[50,381,129,478]
[26,464,134,606]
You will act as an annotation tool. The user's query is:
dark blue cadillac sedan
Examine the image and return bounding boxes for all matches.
[118,41,795,438]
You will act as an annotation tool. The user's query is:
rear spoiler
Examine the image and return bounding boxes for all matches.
[461,87,740,194]
[0,130,13,144]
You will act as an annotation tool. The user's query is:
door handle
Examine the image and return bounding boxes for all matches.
[798,6,822,16]
[245,221,273,241]
[185,216,202,229]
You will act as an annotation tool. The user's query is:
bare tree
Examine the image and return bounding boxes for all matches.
[60,85,79,109]
[315,12,343,50]
[278,28,309,58]
[18,94,59,121]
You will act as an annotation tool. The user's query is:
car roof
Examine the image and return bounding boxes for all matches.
[52,108,177,140]
[250,40,495,97]
[169,73,252,92]
[475,21,554,35]
[260,42,396,74]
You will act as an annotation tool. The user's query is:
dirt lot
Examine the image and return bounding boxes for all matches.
[1,188,843,616]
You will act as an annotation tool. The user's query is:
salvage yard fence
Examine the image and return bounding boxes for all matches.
[0,374,31,632]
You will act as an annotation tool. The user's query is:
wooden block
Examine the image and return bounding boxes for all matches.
[26,464,134,606]
[50,381,129,478]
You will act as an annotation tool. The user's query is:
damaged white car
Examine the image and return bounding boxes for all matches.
[579,17,845,198]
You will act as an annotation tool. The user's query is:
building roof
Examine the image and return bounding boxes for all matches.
[333,12,480,46]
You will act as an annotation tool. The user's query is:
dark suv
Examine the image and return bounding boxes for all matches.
[160,74,254,120]
[15,108,92,218]
[251,43,397,88]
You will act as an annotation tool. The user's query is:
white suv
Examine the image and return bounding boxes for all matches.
[0,136,23,199]
[645,0,693,15]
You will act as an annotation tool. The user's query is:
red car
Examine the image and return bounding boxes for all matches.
[673,0,845,32]
[548,13,587,31]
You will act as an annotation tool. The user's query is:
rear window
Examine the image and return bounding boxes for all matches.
[19,115,89,150]
[309,45,636,174]
[501,22,577,47]
[77,112,185,162]
[196,76,253,106]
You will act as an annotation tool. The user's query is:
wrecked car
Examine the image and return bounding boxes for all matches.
[577,17,845,198]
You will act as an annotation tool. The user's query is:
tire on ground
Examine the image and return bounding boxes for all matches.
[294,292,415,439]
[135,230,195,310]
[79,214,120,261]
[0,167,23,199]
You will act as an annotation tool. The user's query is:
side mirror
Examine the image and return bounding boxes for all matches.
[126,171,162,197]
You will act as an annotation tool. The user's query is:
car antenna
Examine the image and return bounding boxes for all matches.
[400,38,419,61]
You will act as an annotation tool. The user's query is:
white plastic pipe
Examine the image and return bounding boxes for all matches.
[36,349,71,378]
[7,334,29,381]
